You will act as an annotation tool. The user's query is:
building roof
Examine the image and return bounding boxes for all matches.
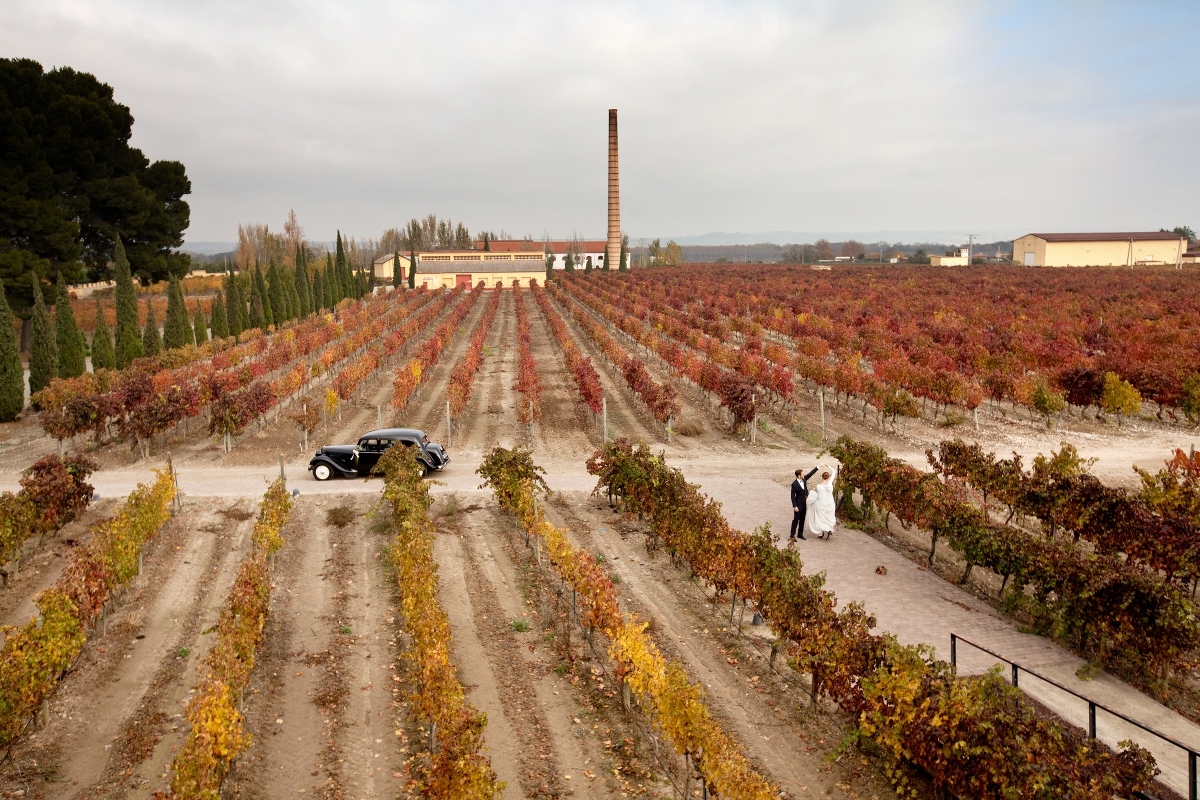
[373,252,412,265]
[1024,232,1186,243]
[485,239,606,254]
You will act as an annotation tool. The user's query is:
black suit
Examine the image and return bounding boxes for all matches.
[790,468,819,538]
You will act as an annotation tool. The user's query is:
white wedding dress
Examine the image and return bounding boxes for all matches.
[807,465,838,537]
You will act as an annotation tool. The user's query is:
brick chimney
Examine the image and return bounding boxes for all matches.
[606,109,621,271]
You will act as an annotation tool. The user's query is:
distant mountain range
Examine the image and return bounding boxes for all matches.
[181,241,237,255]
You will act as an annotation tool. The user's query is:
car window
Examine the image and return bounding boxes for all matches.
[400,439,416,447]
[379,438,395,449]
[359,438,381,451]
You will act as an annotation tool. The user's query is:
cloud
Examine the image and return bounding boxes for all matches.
[3,0,1198,243]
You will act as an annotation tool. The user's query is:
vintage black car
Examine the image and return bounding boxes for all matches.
[308,428,449,481]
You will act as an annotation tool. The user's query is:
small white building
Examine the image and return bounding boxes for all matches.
[373,252,414,283]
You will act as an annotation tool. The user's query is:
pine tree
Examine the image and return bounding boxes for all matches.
[29,275,58,396]
[142,301,162,357]
[163,274,191,350]
[295,250,312,316]
[225,272,244,336]
[210,290,229,339]
[312,267,325,313]
[113,238,143,367]
[409,249,417,289]
[193,306,208,344]
[248,271,267,330]
[392,252,402,289]
[0,284,25,420]
[91,296,114,370]
[54,273,85,378]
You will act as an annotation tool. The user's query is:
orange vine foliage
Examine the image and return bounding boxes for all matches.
[165,478,291,799]
[477,447,776,800]
[514,285,541,423]
[586,438,1158,799]
[376,445,502,799]
[391,285,475,410]
[0,467,174,747]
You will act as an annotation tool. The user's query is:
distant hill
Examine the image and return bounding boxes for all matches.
[181,241,238,255]
[661,230,1018,247]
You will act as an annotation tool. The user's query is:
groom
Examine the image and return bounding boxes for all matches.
[790,466,819,540]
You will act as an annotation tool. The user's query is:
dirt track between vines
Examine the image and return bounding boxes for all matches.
[0,286,1197,799]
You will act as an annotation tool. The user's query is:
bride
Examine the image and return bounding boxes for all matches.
[807,464,838,540]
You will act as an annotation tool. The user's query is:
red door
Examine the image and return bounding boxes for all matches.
[455,274,472,288]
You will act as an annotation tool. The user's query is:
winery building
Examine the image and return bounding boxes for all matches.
[1012,232,1189,267]
[411,250,545,289]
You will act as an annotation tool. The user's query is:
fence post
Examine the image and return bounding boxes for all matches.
[1011,663,1019,688]
[819,387,826,441]
[950,634,956,670]
[1088,702,1096,739]
[446,399,451,449]
[1191,751,1197,800]
[603,396,608,442]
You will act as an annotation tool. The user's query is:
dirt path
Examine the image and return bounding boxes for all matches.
[0,497,258,800]
[434,493,669,799]
[541,490,893,799]
[525,290,599,461]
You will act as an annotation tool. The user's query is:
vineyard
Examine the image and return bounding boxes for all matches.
[0,265,1197,799]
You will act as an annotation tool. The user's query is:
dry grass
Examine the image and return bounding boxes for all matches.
[326,504,356,528]
[675,420,704,437]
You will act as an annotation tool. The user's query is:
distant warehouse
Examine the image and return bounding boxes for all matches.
[1012,232,1188,267]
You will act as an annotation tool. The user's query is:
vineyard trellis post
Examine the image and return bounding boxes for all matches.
[603,395,608,441]
[445,399,451,449]
[819,387,826,441]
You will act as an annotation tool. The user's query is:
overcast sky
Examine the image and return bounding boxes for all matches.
[3,1,1198,245]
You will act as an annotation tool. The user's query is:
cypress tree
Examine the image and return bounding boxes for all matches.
[409,249,416,288]
[54,273,85,378]
[225,272,244,336]
[210,290,229,339]
[29,275,58,396]
[619,235,629,272]
[312,267,325,312]
[91,297,115,370]
[0,284,25,420]
[193,306,209,344]
[142,301,162,357]
[564,252,575,273]
[267,261,287,323]
[295,250,312,316]
[287,279,301,322]
[392,252,402,289]
[248,271,267,330]
[324,254,336,308]
[163,274,191,350]
[113,238,143,367]
[253,265,273,327]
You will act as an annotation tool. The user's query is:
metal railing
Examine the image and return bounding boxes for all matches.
[951,633,1196,800]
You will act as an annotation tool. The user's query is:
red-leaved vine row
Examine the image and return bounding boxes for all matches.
[530,283,602,415]
[447,285,502,418]
[391,285,475,410]
[514,285,542,424]
[544,282,679,423]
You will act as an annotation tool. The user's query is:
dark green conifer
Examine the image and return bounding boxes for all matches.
[54,273,85,378]
[409,249,416,288]
[392,252,402,289]
[193,306,208,345]
[312,267,325,312]
[29,275,58,396]
[91,296,114,371]
[267,261,287,323]
[254,265,273,327]
[0,284,25,420]
[225,272,244,336]
[324,254,336,308]
[248,271,267,330]
[113,239,143,367]
[210,290,229,339]
[142,301,162,357]
[295,248,312,316]
[163,274,191,350]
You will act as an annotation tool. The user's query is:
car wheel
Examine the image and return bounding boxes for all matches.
[419,461,430,478]
[313,463,333,481]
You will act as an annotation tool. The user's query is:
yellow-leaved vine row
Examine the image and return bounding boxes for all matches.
[161,478,291,800]
[0,466,176,748]
[476,447,776,800]
[376,445,503,799]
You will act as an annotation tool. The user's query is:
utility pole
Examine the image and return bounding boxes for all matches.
[966,234,978,266]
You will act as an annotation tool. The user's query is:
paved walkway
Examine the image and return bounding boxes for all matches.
[695,473,1200,798]
[9,457,1198,795]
